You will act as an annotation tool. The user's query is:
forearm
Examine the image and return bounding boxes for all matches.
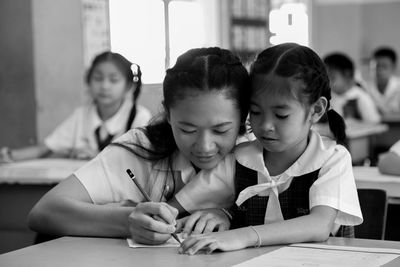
[241,207,337,248]
[378,152,400,175]
[11,145,51,161]
[29,196,134,237]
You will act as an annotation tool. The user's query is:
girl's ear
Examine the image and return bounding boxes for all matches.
[310,97,328,123]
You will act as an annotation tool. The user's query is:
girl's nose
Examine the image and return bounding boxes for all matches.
[100,80,112,90]
[260,116,275,132]
[195,132,216,153]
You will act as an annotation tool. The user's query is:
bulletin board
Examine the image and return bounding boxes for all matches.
[81,0,111,67]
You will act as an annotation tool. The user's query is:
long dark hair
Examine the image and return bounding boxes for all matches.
[250,43,346,143]
[86,51,142,131]
[116,47,250,162]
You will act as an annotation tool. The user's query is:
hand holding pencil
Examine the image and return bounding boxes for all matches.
[126,169,182,245]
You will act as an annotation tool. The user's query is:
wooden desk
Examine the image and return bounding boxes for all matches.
[0,158,87,184]
[313,122,388,164]
[346,122,388,164]
[0,159,86,254]
[1,236,400,266]
[375,113,400,151]
[353,166,400,204]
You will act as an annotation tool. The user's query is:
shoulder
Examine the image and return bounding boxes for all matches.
[113,128,150,146]
[320,136,351,170]
[390,140,400,155]
[132,105,153,127]
[136,105,152,119]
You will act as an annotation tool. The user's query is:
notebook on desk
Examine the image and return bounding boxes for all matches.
[232,243,400,267]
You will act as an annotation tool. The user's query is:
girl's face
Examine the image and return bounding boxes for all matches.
[168,89,241,170]
[88,61,130,107]
[250,76,313,157]
[326,68,349,95]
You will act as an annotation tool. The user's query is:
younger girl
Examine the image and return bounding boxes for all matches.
[28,47,250,245]
[0,51,151,162]
[179,43,363,254]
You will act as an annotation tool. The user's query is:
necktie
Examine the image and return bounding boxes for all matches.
[236,175,290,224]
[95,125,114,151]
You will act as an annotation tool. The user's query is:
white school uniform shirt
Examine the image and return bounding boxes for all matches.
[234,129,363,230]
[366,76,400,114]
[44,97,152,158]
[74,129,235,207]
[390,140,400,156]
[330,85,380,123]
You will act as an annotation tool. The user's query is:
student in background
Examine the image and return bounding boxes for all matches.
[323,52,380,123]
[179,43,362,255]
[366,47,400,114]
[378,140,400,176]
[28,47,251,245]
[0,51,152,163]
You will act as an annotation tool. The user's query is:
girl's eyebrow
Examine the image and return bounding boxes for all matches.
[250,101,290,110]
[271,104,290,109]
[178,121,233,127]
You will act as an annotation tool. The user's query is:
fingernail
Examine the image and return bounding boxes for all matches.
[168,226,175,232]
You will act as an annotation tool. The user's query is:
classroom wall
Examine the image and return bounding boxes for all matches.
[0,0,37,147]
[312,0,400,78]
[0,0,86,146]
[32,0,86,141]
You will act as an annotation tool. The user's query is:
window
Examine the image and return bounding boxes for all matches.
[109,0,220,84]
[269,0,310,46]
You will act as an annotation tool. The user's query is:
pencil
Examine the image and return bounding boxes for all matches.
[126,169,182,245]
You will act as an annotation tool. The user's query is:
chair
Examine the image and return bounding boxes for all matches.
[355,188,388,240]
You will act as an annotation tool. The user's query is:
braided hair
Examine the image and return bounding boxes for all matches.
[118,47,250,161]
[250,43,346,143]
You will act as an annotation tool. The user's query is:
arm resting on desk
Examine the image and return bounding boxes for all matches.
[378,152,400,176]
[1,144,50,163]
[180,206,337,255]
[28,175,134,237]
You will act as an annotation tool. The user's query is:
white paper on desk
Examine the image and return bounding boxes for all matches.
[232,244,399,267]
[127,233,183,248]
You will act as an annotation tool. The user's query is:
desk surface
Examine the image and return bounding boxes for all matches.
[382,112,400,123]
[1,236,400,267]
[354,166,400,203]
[346,122,388,139]
[0,159,87,184]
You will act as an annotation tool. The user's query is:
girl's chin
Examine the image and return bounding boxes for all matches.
[192,159,219,171]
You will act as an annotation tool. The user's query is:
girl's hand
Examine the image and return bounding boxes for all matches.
[128,202,178,245]
[178,228,250,255]
[176,208,230,238]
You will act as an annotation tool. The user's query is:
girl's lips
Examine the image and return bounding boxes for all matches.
[194,154,216,162]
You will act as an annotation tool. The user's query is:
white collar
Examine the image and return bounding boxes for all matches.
[235,129,338,177]
[153,151,196,184]
[91,95,133,135]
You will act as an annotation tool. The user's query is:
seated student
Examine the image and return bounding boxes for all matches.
[179,43,362,255]
[323,52,380,123]
[378,140,400,176]
[366,47,400,115]
[28,47,251,245]
[0,51,152,163]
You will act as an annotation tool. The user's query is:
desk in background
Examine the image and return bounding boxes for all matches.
[0,159,86,254]
[374,112,400,153]
[346,122,388,165]
[313,122,388,165]
[1,236,400,266]
[353,166,400,204]
[354,166,400,241]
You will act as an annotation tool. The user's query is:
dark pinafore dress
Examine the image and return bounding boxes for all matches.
[229,162,354,238]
